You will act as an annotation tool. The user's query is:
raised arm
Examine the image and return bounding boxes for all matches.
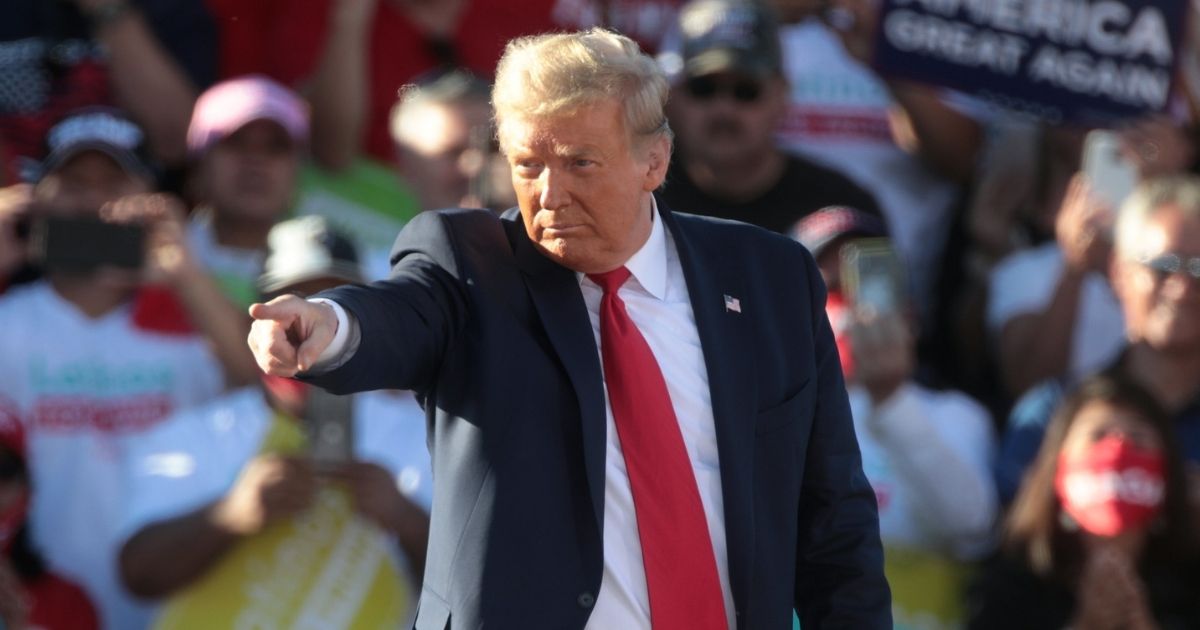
[995,176,1112,397]
[831,0,982,183]
[248,211,470,393]
[303,0,375,171]
[78,0,200,165]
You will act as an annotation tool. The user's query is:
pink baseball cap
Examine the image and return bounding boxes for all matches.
[187,75,309,156]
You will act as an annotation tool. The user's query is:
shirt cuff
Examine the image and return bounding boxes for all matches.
[307,298,360,373]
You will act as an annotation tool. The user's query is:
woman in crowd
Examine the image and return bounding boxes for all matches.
[970,373,1200,629]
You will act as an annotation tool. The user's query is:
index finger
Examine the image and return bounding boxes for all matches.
[249,295,306,323]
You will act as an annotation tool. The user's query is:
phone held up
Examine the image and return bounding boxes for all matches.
[1081,129,1139,211]
[839,238,905,318]
[28,215,145,272]
[304,388,355,468]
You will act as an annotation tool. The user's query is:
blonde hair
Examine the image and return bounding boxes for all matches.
[492,28,672,152]
[1115,175,1200,259]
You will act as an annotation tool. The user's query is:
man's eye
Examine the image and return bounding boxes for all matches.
[574,159,595,168]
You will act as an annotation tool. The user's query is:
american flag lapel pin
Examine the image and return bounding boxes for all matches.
[723,294,741,313]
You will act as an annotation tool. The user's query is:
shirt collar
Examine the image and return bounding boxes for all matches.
[578,196,668,301]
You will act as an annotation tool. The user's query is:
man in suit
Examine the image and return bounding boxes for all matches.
[248,28,889,629]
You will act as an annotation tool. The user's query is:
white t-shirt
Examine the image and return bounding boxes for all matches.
[186,216,266,306]
[0,282,225,630]
[848,382,996,629]
[848,384,996,558]
[118,386,434,619]
[776,18,967,316]
[987,243,1126,383]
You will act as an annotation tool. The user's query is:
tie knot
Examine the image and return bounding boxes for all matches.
[587,267,632,294]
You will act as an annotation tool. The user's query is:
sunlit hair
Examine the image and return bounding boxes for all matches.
[390,69,491,147]
[492,28,673,153]
[1115,174,1200,259]
[1004,372,1194,582]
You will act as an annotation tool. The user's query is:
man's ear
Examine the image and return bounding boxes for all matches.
[641,134,671,192]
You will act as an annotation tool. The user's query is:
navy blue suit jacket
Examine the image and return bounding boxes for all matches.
[307,200,890,629]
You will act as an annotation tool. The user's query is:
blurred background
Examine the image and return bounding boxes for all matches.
[3,0,1200,628]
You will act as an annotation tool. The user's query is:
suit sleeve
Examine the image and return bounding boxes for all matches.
[793,249,893,627]
[302,211,470,395]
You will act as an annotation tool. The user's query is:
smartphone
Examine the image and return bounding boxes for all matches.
[839,238,905,316]
[1082,129,1139,210]
[304,388,355,464]
[28,216,145,271]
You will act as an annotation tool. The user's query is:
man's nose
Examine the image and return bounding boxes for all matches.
[538,168,570,210]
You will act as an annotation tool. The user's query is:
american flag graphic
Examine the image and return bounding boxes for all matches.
[724,295,741,313]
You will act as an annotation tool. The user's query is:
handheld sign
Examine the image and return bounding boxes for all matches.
[870,0,1190,124]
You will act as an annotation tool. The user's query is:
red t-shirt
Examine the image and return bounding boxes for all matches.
[207,0,558,161]
[25,572,99,630]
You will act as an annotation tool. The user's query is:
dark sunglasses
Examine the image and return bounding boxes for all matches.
[1138,252,1200,280]
[685,76,765,104]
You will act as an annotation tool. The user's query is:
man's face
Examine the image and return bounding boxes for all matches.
[1113,205,1200,356]
[669,71,786,167]
[200,119,298,225]
[502,99,669,274]
[395,100,492,210]
[33,151,151,217]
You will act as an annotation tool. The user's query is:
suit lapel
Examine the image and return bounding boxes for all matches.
[661,206,758,622]
[505,217,608,534]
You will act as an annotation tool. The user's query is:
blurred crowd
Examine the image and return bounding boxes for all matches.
[2,0,1200,628]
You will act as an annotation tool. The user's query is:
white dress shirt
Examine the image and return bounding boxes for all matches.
[312,200,734,628]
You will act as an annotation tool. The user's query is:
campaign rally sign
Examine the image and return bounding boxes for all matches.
[153,416,411,630]
[871,0,1191,123]
[153,487,410,630]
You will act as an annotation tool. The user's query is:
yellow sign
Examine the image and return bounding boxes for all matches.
[154,412,410,629]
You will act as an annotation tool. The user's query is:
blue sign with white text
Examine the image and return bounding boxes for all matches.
[871,0,1190,124]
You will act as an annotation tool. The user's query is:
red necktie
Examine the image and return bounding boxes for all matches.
[589,267,728,629]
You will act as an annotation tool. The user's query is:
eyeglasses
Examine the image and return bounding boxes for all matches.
[1137,252,1200,280]
[685,76,765,104]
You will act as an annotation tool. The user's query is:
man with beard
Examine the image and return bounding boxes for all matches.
[996,176,1200,509]
[658,0,879,235]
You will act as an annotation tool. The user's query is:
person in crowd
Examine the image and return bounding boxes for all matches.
[388,68,507,213]
[248,28,890,629]
[970,374,1200,629]
[763,0,983,322]
[0,108,248,629]
[0,414,98,630]
[658,0,879,235]
[794,206,997,629]
[209,0,558,170]
[551,0,684,55]
[983,117,1197,401]
[118,216,432,627]
[997,175,1200,505]
[987,173,1126,399]
[1,0,217,183]
[185,75,308,308]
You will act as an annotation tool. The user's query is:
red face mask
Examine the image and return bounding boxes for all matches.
[1055,436,1165,537]
[826,290,854,381]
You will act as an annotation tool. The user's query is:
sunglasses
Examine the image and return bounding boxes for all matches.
[1138,252,1200,280]
[685,76,765,104]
